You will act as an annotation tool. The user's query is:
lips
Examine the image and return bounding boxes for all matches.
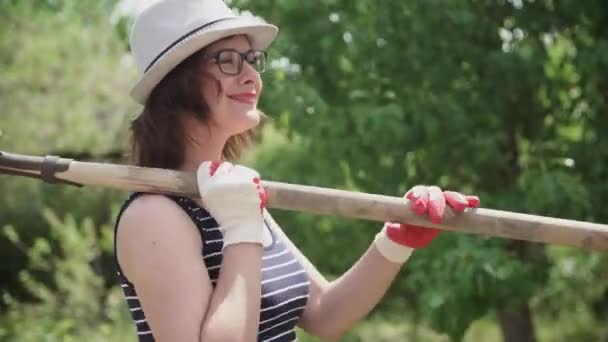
[228,92,257,104]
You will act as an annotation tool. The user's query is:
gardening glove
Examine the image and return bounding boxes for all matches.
[374,185,480,263]
[197,161,267,248]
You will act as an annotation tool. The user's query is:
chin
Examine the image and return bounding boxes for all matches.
[231,109,261,134]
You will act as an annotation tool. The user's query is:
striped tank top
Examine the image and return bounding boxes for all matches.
[113,193,311,341]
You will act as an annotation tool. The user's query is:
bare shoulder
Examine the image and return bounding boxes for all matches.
[118,194,202,248]
[116,194,204,282]
[116,194,214,340]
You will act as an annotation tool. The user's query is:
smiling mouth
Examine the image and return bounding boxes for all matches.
[228,94,257,104]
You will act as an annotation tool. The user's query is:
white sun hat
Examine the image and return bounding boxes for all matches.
[128,0,278,104]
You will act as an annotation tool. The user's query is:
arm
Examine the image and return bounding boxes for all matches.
[268,214,407,341]
[300,239,407,340]
[117,195,263,342]
[200,243,263,341]
[268,187,479,341]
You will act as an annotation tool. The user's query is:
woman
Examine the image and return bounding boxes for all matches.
[114,0,480,341]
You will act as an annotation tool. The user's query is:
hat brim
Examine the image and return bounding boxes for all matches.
[130,17,278,104]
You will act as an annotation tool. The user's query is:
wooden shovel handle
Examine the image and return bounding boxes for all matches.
[1,152,607,251]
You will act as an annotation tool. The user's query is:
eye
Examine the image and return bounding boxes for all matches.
[218,51,238,64]
[247,50,262,63]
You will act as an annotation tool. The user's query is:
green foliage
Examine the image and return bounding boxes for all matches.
[0,208,132,342]
[533,246,608,341]
[0,0,134,154]
[1,0,607,341]
[0,0,130,303]
[403,235,542,340]
[247,0,608,340]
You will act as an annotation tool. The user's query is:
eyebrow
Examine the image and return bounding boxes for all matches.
[206,39,253,54]
[211,46,252,53]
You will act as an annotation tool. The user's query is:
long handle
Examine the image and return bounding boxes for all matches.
[1,151,607,251]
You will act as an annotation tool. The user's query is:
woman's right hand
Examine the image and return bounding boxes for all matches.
[197,161,267,248]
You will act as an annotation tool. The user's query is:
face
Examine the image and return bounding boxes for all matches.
[200,35,264,137]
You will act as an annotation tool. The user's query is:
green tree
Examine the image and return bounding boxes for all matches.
[2,0,607,341]
[0,0,131,303]
[241,0,608,340]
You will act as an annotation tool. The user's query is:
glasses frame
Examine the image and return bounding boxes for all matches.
[202,49,268,76]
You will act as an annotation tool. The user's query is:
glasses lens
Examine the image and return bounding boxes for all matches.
[217,50,241,75]
[246,50,266,73]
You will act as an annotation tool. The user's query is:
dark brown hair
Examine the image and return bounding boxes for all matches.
[130,45,258,169]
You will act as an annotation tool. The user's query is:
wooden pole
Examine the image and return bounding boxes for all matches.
[1,152,607,251]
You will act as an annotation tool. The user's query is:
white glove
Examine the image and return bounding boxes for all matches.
[196,161,267,248]
[374,224,414,264]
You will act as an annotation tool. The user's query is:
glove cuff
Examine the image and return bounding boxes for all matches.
[220,219,265,248]
[373,226,414,264]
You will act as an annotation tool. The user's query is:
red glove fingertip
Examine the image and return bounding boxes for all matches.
[428,211,443,224]
[406,191,416,201]
[444,191,467,212]
[427,195,444,223]
[209,160,222,176]
[466,196,481,208]
[257,186,267,213]
[406,185,428,201]
[427,187,445,224]
[412,189,430,216]
[252,176,267,213]
[412,199,427,216]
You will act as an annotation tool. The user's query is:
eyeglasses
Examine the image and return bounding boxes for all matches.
[203,49,267,76]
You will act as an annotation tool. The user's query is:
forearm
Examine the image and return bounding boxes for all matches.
[200,244,263,342]
[309,243,412,339]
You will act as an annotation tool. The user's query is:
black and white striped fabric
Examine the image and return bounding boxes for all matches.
[114,193,310,342]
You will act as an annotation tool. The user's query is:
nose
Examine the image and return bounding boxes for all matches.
[238,60,259,85]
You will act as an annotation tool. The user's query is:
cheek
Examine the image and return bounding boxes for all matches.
[201,88,216,108]
[200,77,227,109]
[200,78,218,104]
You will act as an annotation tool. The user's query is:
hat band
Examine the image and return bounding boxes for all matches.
[144,17,233,73]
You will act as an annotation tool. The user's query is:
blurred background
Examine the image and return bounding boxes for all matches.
[1,0,607,341]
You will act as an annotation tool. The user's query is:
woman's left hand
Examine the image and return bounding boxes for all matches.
[406,185,480,224]
[384,186,480,249]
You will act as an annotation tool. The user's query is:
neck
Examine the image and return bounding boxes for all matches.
[179,120,229,172]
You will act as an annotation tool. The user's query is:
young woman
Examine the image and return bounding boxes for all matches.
[114,1,480,341]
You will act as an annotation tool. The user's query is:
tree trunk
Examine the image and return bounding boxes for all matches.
[494,124,541,342]
[498,304,537,342]
[497,240,544,342]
